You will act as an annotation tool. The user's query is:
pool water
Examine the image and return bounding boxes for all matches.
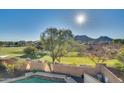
[15,77,60,83]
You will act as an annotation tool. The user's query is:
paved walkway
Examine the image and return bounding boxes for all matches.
[0,55,8,58]
[0,76,26,83]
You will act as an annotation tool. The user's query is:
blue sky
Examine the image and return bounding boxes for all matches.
[0,9,124,41]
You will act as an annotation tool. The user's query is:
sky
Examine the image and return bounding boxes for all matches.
[0,9,124,41]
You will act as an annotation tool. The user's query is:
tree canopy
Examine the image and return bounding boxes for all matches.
[40,28,74,63]
[85,44,120,64]
[118,45,124,63]
[23,46,38,59]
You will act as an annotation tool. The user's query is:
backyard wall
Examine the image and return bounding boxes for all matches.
[84,73,101,83]
[19,60,124,82]
[51,64,96,76]
[101,65,123,83]
[2,58,124,82]
[26,61,96,76]
[26,61,51,72]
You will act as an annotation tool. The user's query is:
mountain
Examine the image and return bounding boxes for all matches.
[75,35,94,43]
[94,36,113,44]
[74,35,113,44]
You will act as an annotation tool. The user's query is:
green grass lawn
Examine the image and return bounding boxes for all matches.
[0,47,123,67]
[40,55,122,67]
[0,47,25,57]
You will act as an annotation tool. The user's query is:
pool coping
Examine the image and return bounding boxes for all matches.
[0,72,77,83]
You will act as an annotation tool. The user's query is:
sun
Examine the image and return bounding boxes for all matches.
[75,14,86,25]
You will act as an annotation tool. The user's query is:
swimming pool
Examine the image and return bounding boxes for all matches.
[15,76,61,83]
[0,72,77,83]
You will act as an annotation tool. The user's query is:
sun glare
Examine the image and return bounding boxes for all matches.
[75,14,86,25]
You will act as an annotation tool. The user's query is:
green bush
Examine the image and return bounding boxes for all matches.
[31,69,41,73]
[24,46,37,55]
[114,63,122,70]
[114,63,124,72]
[65,52,78,57]
[23,46,38,59]
[121,65,124,72]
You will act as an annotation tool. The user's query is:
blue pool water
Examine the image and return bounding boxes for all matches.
[15,77,62,83]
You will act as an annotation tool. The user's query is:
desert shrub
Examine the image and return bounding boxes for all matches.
[14,59,26,70]
[0,63,6,72]
[4,64,15,73]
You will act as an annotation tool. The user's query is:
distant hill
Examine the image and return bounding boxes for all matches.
[74,35,113,44]
[75,35,94,43]
[94,36,113,44]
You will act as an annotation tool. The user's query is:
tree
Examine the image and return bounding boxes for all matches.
[23,46,38,59]
[77,44,87,57]
[113,39,124,44]
[85,44,120,64]
[40,28,73,63]
[0,41,4,47]
[118,45,124,63]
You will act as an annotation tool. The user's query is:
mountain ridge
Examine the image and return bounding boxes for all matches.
[74,35,113,44]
